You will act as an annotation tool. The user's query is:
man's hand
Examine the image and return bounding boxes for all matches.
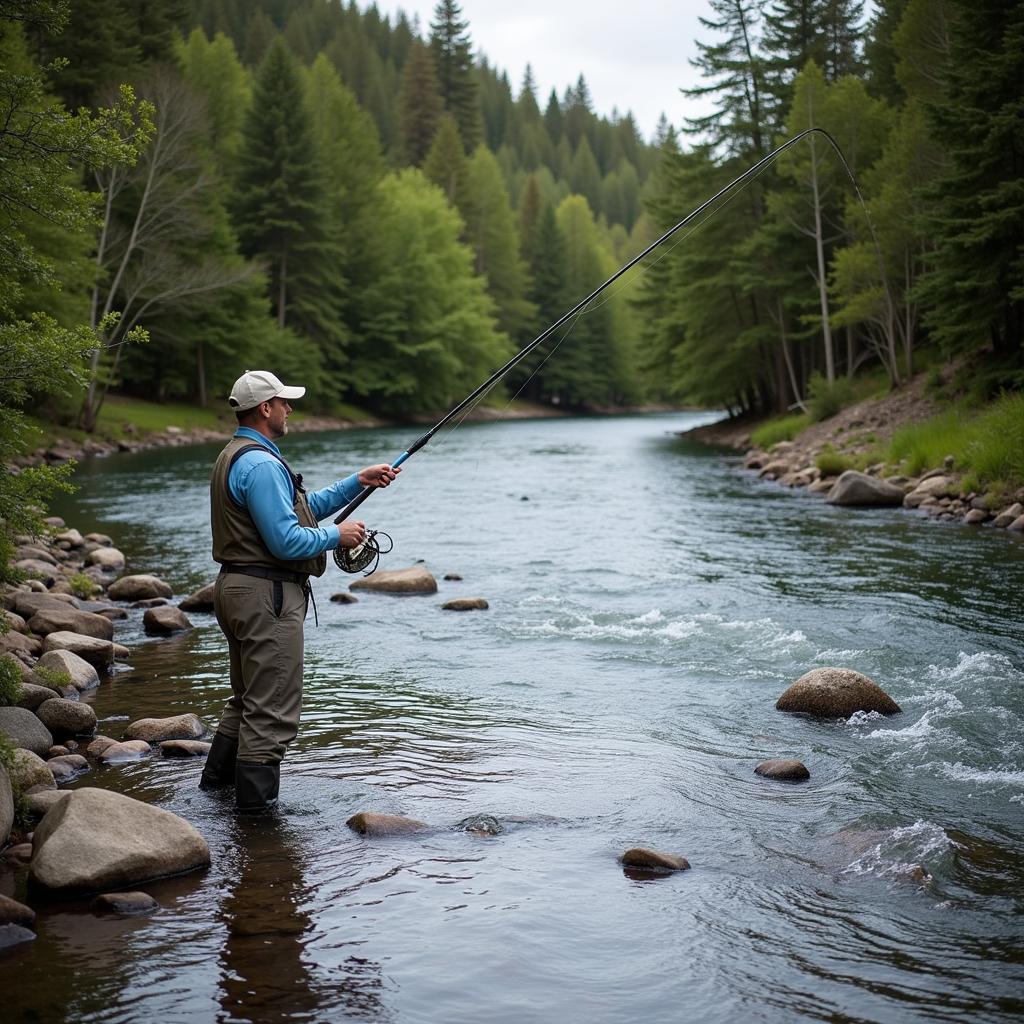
[338,520,367,548]
[358,463,400,488]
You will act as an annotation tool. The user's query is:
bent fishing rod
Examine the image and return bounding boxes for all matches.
[333,127,862,574]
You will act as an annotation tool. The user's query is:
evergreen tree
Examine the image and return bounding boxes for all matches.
[398,39,443,165]
[232,37,346,396]
[177,28,251,171]
[569,136,602,213]
[429,0,480,151]
[685,0,772,158]
[461,145,536,340]
[348,169,509,414]
[543,88,562,143]
[517,174,543,261]
[916,0,1024,366]
[423,113,468,206]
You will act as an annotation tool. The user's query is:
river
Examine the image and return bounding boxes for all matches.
[4,412,1024,1023]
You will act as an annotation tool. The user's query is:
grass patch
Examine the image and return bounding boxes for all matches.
[886,392,1024,493]
[815,445,855,477]
[751,414,811,448]
[97,396,227,436]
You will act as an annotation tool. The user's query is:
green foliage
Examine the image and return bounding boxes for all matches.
[69,572,100,599]
[807,372,854,421]
[0,656,22,707]
[751,414,811,448]
[430,0,481,151]
[815,444,855,476]
[31,664,71,691]
[886,395,1024,489]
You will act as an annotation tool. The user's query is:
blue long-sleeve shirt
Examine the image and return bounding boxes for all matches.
[227,427,362,560]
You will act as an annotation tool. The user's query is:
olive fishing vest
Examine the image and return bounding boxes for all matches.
[210,436,328,578]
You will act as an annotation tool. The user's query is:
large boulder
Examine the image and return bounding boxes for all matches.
[178,582,216,612]
[776,667,901,719]
[15,682,61,711]
[6,591,77,618]
[0,766,13,846]
[42,631,117,671]
[29,787,211,894]
[14,559,59,587]
[9,749,56,794]
[142,606,193,635]
[31,648,100,692]
[27,605,114,641]
[0,629,40,659]
[124,713,205,743]
[0,705,54,756]
[826,471,905,507]
[107,574,173,602]
[350,567,438,595]
[36,698,97,739]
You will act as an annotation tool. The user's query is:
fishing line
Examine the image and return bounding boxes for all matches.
[334,127,877,575]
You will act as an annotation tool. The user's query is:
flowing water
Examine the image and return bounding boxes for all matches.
[3,412,1023,1024]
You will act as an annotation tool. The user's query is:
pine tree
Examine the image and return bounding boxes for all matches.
[461,145,536,340]
[429,0,481,151]
[232,37,346,391]
[518,174,543,261]
[423,113,468,206]
[685,0,772,158]
[398,39,443,165]
[569,136,602,213]
[916,0,1024,364]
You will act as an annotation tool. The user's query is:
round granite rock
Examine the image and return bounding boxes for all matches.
[0,706,54,756]
[36,698,97,739]
[754,759,810,781]
[776,668,901,719]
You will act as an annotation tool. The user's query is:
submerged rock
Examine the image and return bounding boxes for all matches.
[346,811,428,836]
[441,597,489,611]
[826,471,905,507]
[456,814,504,836]
[91,891,159,916]
[0,924,36,950]
[776,667,901,719]
[754,758,810,781]
[620,847,690,872]
[99,740,153,763]
[329,592,358,604]
[350,567,438,595]
[29,787,210,894]
[0,894,36,929]
[46,754,89,783]
[159,740,211,758]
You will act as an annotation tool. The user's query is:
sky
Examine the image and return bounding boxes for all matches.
[365,0,716,142]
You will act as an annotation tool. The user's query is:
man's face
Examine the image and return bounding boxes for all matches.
[265,397,292,438]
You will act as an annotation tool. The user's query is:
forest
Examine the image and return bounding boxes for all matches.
[1,0,1022,438]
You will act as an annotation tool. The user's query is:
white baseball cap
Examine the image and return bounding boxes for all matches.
[228,370,305,412]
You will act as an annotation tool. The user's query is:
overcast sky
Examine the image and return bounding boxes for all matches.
[366,0,716,142]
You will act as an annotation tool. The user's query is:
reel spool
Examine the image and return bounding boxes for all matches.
[333,529,393,576]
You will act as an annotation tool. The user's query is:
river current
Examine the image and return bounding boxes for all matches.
[4,412,1023,1023]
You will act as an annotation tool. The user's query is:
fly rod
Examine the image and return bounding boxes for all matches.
[333,127,860,573]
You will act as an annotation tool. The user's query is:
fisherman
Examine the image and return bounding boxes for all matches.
[200,370,399,812]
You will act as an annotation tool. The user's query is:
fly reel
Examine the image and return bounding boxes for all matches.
[333,529,393,576]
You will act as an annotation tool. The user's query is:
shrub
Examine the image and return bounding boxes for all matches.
[807,373,854,422]
[751,413,810,448]
[815,445,854,477]
[69,572,99,599]
[32,665,71,692]
[0,655,23,707]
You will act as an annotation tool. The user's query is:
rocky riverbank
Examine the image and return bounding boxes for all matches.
[685,387,1024,534]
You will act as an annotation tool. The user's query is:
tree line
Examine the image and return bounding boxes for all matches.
[636,0,1023,416]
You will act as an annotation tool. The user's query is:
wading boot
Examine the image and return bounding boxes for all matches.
[198,731,238,791]
[235,761,280,814]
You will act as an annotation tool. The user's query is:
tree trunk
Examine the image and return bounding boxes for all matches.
[809,135,835,384]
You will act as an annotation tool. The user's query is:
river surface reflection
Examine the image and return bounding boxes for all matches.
[3,412,1024,1023]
